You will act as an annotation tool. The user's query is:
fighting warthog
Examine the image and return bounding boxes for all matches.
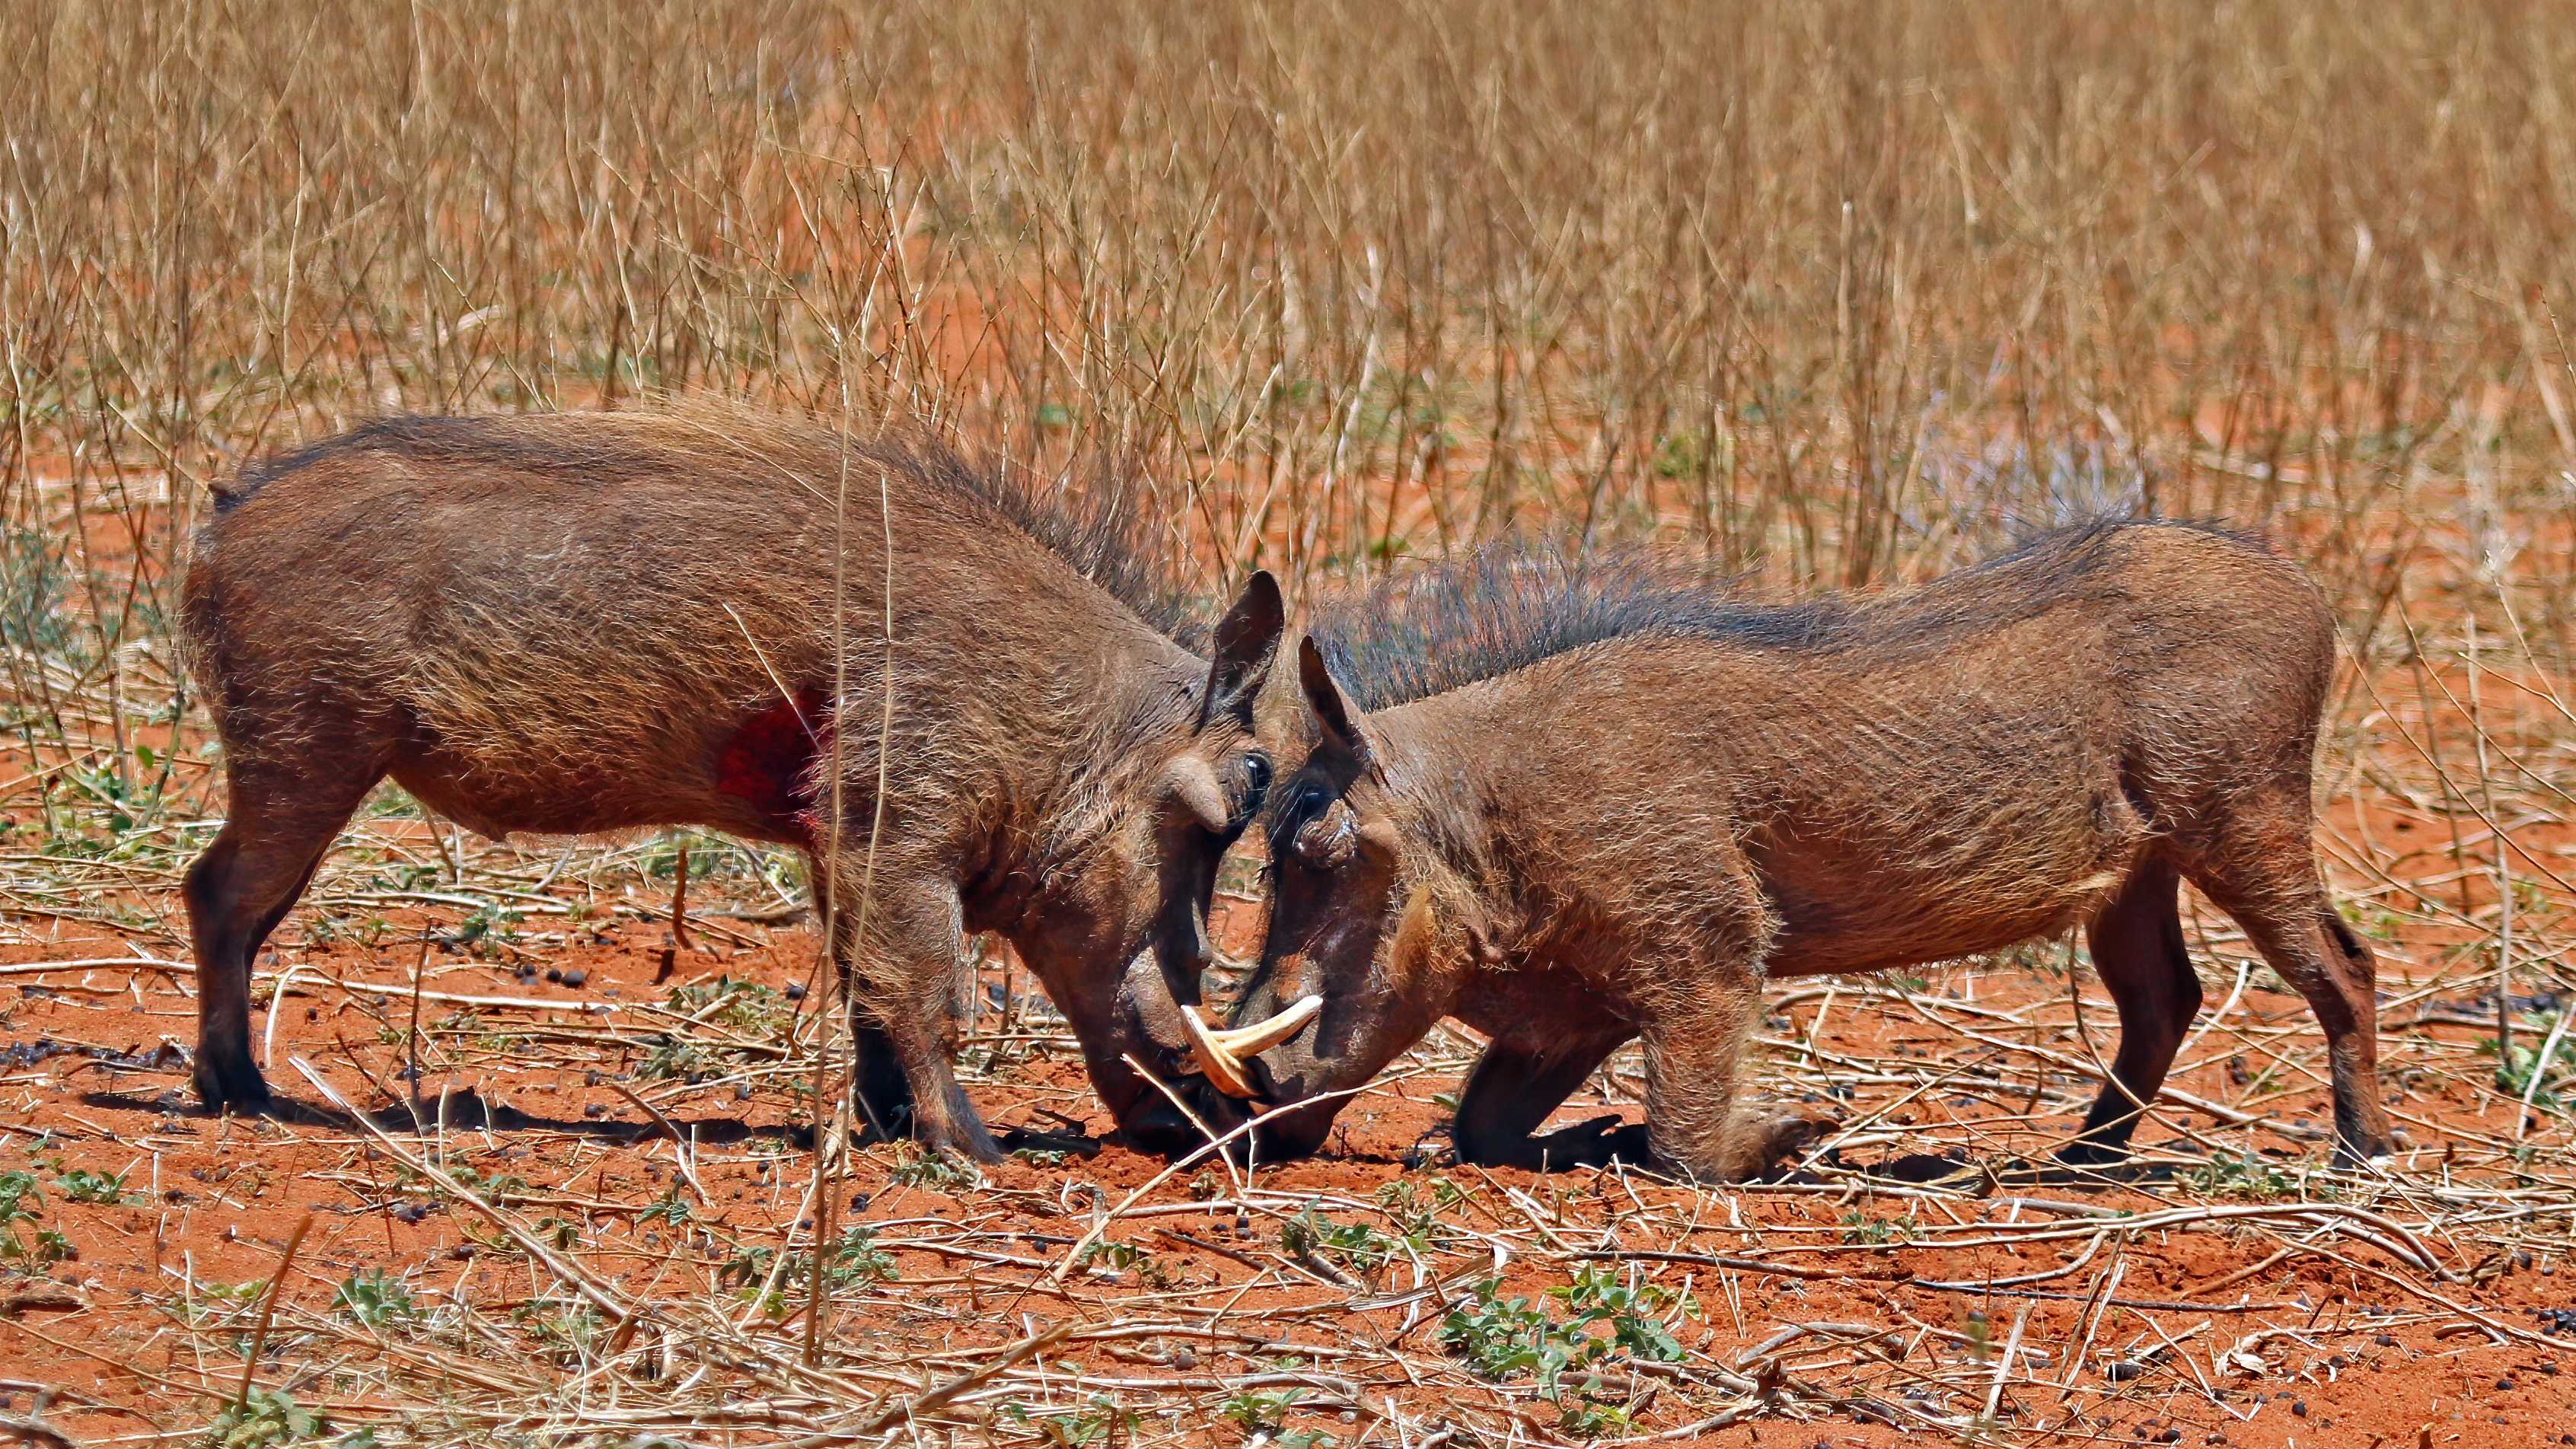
[1200,521,2395,1178]
[180,411,1285,1161]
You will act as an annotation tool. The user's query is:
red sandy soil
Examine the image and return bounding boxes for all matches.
[2,880,2574,1449]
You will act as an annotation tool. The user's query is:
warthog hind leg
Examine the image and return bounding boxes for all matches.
[2182,801,2397,1165]
[2061,859,2198,1166]
[185,748,388,1113]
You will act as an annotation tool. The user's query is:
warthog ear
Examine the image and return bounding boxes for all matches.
[1298,635,1366,760]
[1197,570,1285,730]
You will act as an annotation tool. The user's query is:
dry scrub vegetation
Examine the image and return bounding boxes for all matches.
[5,2,2576,1446]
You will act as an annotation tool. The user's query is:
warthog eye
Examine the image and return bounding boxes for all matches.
[1286,780,1329,827]
[1237,753,1273,824]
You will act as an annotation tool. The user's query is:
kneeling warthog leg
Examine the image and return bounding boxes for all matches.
[1639,961,1831,1181]
[1452,1033,1638,1170]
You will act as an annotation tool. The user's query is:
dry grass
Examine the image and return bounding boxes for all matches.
[5,2,2576,1445]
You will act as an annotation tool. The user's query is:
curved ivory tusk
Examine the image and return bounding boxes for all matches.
[1181,1004,1257,1098]
[1181,994,1322,1099]
[1207,993,1321,1056]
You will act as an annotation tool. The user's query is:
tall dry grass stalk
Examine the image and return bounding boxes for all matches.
[5,0,2571,1039]
[6,2,2573,613]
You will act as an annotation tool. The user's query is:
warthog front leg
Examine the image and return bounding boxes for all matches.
[843,1013,919,1142]
[1640,963,1835,1182]
[827,870,1003,1164]
[814,871,917,1139]
[1452,1034,1642,1171]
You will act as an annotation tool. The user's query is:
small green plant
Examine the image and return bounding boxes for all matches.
[2482,1031,2570,1110]
[1837,1209,1916,1244]
[1439,1279,1565,1381]
[998,1394,1130,1447]
[1076,1239,1145,1270]
[664,974,789,1037]
[519,1304,607,1358]
[1074,1237,1171,1285]
[430,903,525,960]
[56,1165,128,1205]
[1439,1268,1685,1432]
[720,1227,898,1316]
[636,1034,713,1082]
[0,1170,48,1262]
[332,1269,421,1330]
[1219,1386,1306,1432]
[640,1183,692,1226]
[67,763,164,833]
[2185,1151,2298,1200]
[886,1147,976,1190]
[205,1386,324,1449]
[1283,1208,1404,1277]
[1555,1396,1637,1437]
[1370,1178,1465,1255]
[827,1226,899,1285]
[438,1163,529,1206]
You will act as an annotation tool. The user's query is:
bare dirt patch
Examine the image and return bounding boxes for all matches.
[5,854,2576,1447]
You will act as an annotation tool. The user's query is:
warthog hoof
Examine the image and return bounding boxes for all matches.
[850,1062,917,1143]
[1739,1106,1838,1177]
[192,1045,273,1115]
[2053,1135,2135,1170]
[2330,1127,2406,1172]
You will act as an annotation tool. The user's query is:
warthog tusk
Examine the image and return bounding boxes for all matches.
[1180,1006,1257,1097]
[1181,994,1322,1098]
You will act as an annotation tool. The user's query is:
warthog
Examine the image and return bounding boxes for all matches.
[1200,521,2395,1178]
[179,411,1285,1161]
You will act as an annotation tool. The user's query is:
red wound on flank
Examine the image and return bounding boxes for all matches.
[715,686,833,844]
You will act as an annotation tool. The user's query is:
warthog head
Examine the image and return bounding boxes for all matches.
[1028,572,1298,1154]
[1190,636,1463,1160]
